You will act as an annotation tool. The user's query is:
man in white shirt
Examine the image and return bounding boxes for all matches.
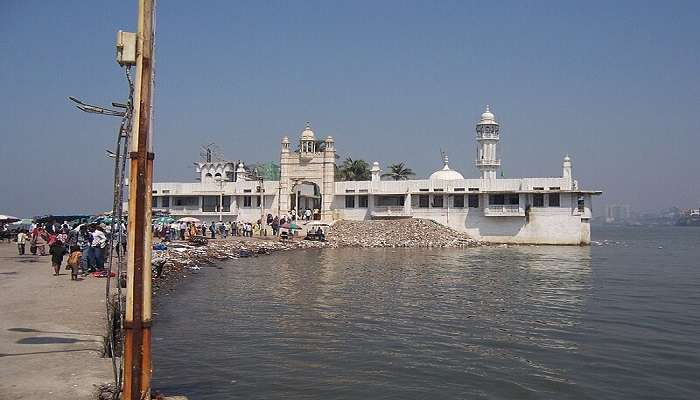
[91,226,108,270]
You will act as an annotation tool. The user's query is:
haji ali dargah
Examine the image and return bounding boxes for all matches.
[152,106,601,245]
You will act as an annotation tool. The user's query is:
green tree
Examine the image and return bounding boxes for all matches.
[381,162,415,181]
[337,157,371,181]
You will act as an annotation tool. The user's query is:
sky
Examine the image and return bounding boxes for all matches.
[1,0,698,217]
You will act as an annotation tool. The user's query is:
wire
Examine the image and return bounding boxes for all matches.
[104,64,134,399]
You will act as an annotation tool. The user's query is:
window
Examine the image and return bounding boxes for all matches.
[174,196,198,206]
[577,195,585,213]
[161,196,170,208]
[432,195,444,208]
[255,196,261,207]
[222,196,231,212]
[549,186,560,190]
[202,196,218,212]
[489,194,505,205]
[418,195,429,208]
[533,187,544,191]
[419,188,429,192]
[548,193,560,207]
[345,195,355,208]
[358,195,368,208]
[152,196,158,207]
[533,194,544,207]
[454,188,465,192]
[468,188,480,192]
[454,195,465,208]
[376,195,404,206]
[434,188,444,192]
[243,189,252,193]
[468,194,479,208]
[345,189,355,193]
[243,196,252,207]
[508,194,519,205]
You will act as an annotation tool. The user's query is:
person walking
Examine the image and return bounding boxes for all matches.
[179,221,187,240]
[16,230,28,255]
[49,239,67,276]
[33,225,48,256]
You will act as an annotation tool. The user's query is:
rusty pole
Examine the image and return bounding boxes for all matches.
[123,0,155,399]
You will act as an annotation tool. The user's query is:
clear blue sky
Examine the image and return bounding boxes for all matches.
[1,0,698,217]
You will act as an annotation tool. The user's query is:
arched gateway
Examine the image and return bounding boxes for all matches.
[278,122,336,220]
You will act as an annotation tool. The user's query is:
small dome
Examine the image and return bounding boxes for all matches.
[300,121,315,140]
[429,155,464,180]
[478,105,498,125]
[563,154,571,162]
[324,135,334,142]
[282,136,289,144]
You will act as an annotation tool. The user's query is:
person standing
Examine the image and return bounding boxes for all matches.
[91,226,107,271]
[179,221,187,240]
[272,216,279,236]
[77,225,93,274]
[16,230,28,255]
[209,221,216,239]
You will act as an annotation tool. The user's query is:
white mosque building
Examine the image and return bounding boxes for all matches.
[151,106,601,245]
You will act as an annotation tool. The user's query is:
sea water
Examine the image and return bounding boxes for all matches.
[152,225,700,399]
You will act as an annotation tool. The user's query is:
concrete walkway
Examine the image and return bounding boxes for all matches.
[0,242,112,399]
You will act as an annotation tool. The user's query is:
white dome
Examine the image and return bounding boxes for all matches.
[478,105,498,125]
[429,155,464,180]
[300,121,315,140]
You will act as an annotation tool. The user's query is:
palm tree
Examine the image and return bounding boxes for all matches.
[337,157,371,181]
[381,162,415,181]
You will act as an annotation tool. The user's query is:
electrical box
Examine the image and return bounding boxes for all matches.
[116,30,137,66]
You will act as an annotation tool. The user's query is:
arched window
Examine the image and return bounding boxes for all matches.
[205,173,213,178]
[214,173,222,178]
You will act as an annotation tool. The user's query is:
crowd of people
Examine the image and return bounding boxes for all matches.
[14,221,124,279]
[8,209,326,278]
[152,210,323,242]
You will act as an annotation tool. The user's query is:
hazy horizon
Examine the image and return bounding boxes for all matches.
[1,0,698,217]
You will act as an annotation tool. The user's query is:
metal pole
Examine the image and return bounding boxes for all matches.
[219,181,223,222]
[123,0,154,399]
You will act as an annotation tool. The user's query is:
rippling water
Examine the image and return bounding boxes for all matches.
[152,226,700,399]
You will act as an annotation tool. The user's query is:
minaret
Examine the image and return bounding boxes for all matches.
[562,154,573,189]
[475,105,501,180]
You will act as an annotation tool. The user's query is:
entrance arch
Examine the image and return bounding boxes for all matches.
[291,181,321,220]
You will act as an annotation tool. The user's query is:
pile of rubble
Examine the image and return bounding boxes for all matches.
[150,238,331,294]
[326,219,479,248]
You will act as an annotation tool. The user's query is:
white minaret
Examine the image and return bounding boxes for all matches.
[562,154,573,189]
[475,105,501,180]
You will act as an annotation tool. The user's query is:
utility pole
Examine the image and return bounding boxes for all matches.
[123,0,155,399]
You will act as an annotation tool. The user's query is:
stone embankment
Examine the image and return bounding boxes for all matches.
[151,219,479,293]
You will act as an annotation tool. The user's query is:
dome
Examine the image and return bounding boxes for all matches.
[478,105,498,125]
[300,121,315,140]
[429,155,465,180]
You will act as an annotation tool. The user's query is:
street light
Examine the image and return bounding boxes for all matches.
[68,96,126,117]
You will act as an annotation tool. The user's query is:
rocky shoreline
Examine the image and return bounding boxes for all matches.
[151,218,481,295]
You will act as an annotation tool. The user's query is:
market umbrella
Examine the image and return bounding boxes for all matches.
[154,216,175,224]
[0,215,21,224]
[177,217,200,223]
[281,222,299,230]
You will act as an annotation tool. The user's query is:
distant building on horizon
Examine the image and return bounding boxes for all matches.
[605,204,631,223]
[150,106,602,245]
